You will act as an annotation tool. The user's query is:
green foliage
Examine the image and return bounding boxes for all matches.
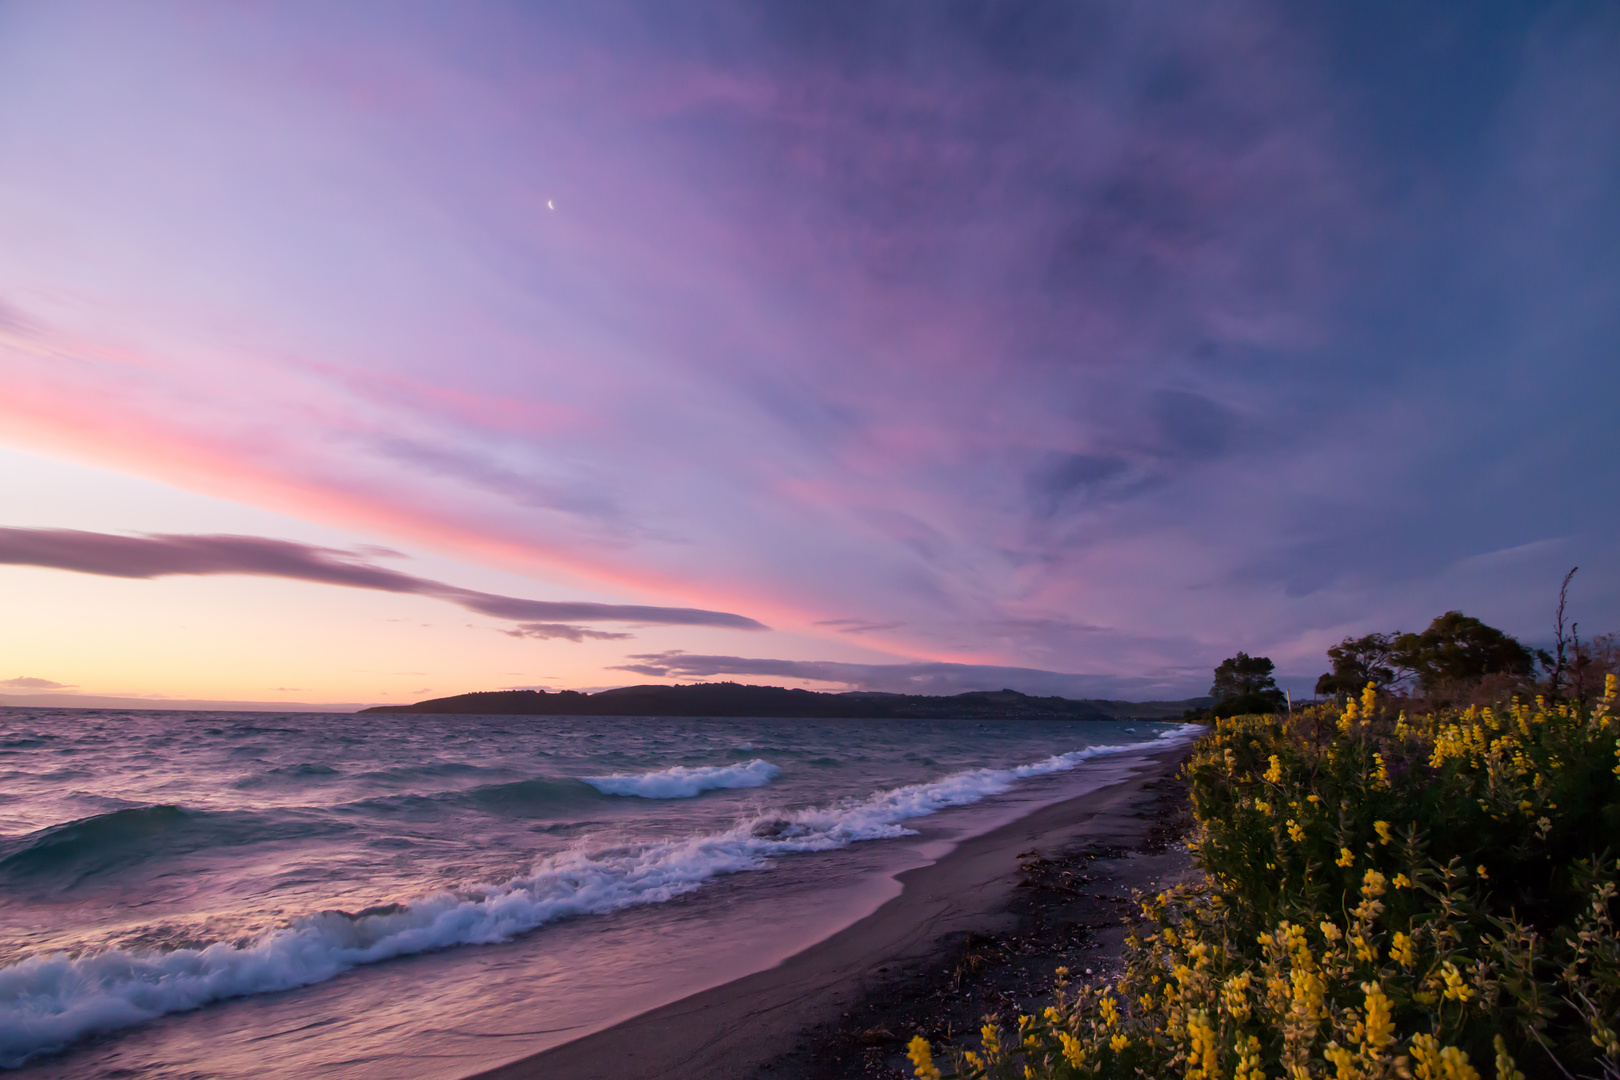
[1317,633,1405,699]
[1395,612,1537,696]
[911,679,1620,1080]
[1317,612,1538,701]
[1212,653,1284,714]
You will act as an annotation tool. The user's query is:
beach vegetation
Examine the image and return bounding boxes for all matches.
[909,676,1620,1080]
[1315,608,1568,709]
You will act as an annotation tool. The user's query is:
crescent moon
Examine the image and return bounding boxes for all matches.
[547,200,555,210]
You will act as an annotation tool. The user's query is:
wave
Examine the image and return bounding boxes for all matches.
[0,805,334,889]
[581,759,781,798]
[230,763,342,790]
[460,777,604,817]
[0,728,1198,1066]
[355,762,506,785]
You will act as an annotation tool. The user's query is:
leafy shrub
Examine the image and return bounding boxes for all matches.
[909,678,1620,1080]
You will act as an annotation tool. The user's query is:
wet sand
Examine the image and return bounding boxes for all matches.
[466,740,1196,1080]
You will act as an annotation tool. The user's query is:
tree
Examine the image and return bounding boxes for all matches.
[1549,566,1579,701]
[1210,652,1285,716]
[1392,611,1535,696]
[1212,652,1277,698]
[1315,632,1409,699]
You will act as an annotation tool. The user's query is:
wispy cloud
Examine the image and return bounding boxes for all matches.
[812,618,907,635]
[501,622,635,642]
[1,676,74,690]
[0,528,766,633]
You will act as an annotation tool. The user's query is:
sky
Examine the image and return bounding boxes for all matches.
[1,1,1617,708]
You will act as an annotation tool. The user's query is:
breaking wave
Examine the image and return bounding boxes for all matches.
[0,728,1198,1066]
[581,759,782,798]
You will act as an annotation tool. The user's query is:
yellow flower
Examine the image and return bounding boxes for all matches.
[1441,960,1474,1002]
[1476,864,1489,880]
[1362,869,1388,898]
[1265,754,1283,783]
[1222,971,1252,1021]
[1236,1035,1265,1080]
[980,1022,1002,1060]
[1319,920,1343,942]
[1494,1036,1525,1080]
[1255,799,1272,815]
[1375,820,1393,845]
[1390,931,1415,967]
[1393,872,1412,889]
[1098,994,1119,1027]
[1058,1031,1085,1069]
[1411,1035,1481,1080]
[1363,982,1395,1050]
[1374,753,1390,787]
[1288,819,1306,842]
[1338,847,1355,868]
[1186,1010,1220,1080]
[1110,1033,1129,1052]
[1291,966,1326,1022]
[906,1036,942,1080]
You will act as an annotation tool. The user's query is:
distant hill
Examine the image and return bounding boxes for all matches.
[359,682,1209,720]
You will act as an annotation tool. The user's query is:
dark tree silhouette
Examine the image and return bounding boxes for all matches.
[1392,611,1535,696]
[1210,652,1285,716]
[1316,632,1411,699]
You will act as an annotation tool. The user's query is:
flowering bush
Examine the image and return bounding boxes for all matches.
[910,676,1620,1080]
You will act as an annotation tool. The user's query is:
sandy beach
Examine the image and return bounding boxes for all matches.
[467,740,1196,1080]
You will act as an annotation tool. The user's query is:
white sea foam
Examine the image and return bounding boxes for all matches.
[582,758,781,798]
[0,727,1199,1066]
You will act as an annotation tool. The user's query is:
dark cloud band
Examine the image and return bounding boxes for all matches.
[611,650,1195,699]
[0,528,767,632]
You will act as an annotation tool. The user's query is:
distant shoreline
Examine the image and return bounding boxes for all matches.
[360,681,1209,721]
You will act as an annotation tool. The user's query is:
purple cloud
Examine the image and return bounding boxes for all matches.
[0,3,1615,682]
[0,528,766,633]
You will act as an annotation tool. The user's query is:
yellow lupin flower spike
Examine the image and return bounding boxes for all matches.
[906,1036,942,1080]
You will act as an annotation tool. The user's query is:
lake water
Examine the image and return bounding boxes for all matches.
[0,708,1194,1077]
